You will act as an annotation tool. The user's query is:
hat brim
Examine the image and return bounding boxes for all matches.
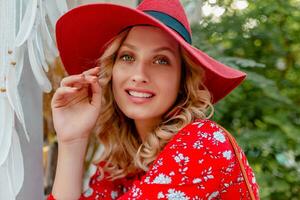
[56,3,246,103]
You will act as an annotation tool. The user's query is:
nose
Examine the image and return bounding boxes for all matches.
[131,61,149,83]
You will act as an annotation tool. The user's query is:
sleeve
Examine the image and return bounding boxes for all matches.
[47,164,125,200]
[118,119,260,200]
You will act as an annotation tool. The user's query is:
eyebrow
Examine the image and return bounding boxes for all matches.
[121,43,177,57]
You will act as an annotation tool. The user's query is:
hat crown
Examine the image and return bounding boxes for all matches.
[137,0,191,36]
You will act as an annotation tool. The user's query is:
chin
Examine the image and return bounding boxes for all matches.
[122,109,161,121]
[124,113,154,121]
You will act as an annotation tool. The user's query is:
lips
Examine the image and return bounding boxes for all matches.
[128,90,153,98]
[125,88,155,99]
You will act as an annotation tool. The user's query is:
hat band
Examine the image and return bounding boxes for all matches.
[144,10,192,44]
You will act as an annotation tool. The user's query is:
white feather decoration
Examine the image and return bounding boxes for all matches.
[33,3,49,72]
[0,0,14,167]
[0,161,14,200]
[34,29,49,72]
[14,0,38,47]
[0,96,14,166]
[44,0,61,28]
[27,34,52,92]
[0,0,73,198]
[0,127,24,200]
[39,0,59,61]
[55,0,68,14]
[14,0,26,85]
[7,128,24,197]
[6,67,30,141]
[15,45,25,85]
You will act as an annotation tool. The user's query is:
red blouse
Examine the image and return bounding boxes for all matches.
[48,119,260,199]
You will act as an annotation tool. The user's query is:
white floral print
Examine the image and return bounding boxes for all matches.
[223,150,232,160]
[152,173,172,184]
[157,191,165,199]
[174,152,189,164]
[208,191,219,200]
[201,167,214,182]
[193,178,202,184]
[213,131,226,143]
[192,121,204,128]
[83,187,93,197]
[193,140,203,149]
[166,189,190,200]
[131,185,142,197]
[111,190,118,199]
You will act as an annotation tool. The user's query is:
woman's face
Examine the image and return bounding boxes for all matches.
[112,26,182,126]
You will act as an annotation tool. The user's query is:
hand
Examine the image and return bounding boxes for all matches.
[51,67,102,144]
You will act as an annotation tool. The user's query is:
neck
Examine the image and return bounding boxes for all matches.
[134,118,161,142]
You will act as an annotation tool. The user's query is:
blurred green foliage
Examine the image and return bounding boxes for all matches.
[186,0,300,199]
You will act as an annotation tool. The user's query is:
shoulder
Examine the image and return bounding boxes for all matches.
[140,120,259,198]
[164,119,233,154]
[155,119,238,169]
[178,119,226,137]
[142,119,238,186]
[154,119,240,180]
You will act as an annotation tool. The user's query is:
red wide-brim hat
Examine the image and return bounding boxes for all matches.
[55,0,246,103]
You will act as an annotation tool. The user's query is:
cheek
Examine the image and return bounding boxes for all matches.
[112,66,124,87]
[112,67,123,97]
[158,70,181,97]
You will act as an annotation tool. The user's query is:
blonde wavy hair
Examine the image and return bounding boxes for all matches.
[94,27,213,180]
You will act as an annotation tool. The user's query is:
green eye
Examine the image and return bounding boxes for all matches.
[121,54,134,62]
[154,57,169,65]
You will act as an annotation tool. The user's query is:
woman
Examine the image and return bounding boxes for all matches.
[49,0,259,199]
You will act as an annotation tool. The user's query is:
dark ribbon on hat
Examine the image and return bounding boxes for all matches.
[144,10,192,44]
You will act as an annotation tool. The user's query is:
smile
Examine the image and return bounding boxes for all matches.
[127,90,154,98]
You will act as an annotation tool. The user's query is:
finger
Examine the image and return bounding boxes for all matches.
[51,87,79,107]
[60,67,100,87]
[82,74,98,82]
[80,74,101,106]
[62,74,98,89]
[52,86,90,108]
[60,74,86,87]
[83,67,100,76]
[90,78,102,107]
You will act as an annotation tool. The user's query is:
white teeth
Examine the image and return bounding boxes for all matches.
[128,90,153,98]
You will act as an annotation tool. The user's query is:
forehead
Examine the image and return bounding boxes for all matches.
[122,26,179,50]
